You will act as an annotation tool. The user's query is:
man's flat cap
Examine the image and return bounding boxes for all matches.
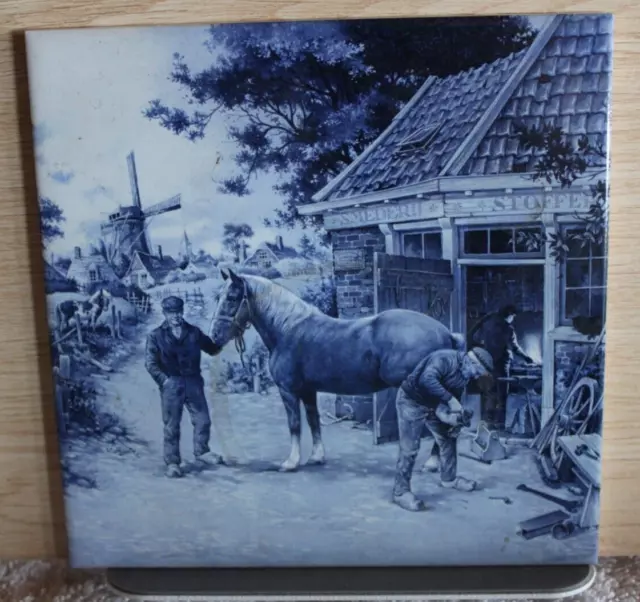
[161,296,184,312]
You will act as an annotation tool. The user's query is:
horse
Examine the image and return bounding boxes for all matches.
[55,288,113,334]
[209,269,465,472]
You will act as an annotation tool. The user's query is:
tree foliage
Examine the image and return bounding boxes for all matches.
[39,196,65,245]
[514,121,609,263]
[145,18,535,235]
[222,222,254,259]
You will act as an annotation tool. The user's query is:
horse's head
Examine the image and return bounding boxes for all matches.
[209,268,252,348]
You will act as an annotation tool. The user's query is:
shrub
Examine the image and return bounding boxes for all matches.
[299,276,338,317]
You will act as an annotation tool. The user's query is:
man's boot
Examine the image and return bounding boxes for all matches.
[194,451,224,468]
[441,476,477,492]
[165,463,183,478]
[392,491,426,512]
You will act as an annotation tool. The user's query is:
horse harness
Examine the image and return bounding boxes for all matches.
[217,280,253,374]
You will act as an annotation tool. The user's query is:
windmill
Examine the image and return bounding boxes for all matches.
[100,151,182,260]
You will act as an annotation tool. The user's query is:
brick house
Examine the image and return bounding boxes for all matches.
[299,14,611,443]
[66,246,119,293]
[122,246,178,290]
[243,235,300,270]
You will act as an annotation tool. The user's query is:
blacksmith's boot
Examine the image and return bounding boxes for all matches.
[392,491,426,512]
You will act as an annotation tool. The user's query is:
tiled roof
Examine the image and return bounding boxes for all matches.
[264,242,299,260]
[323,48,528,201]
[136,252,178,282]
[461,14,612,176]
[67,254,118,281]
[317,14,612,202]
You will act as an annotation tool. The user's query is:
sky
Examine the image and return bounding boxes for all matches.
[26,15,548,261]
[26,24,300,261]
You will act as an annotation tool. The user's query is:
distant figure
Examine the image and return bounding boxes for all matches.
[145,296,223,478]
[468,304,538,429]
[392,347,493,512]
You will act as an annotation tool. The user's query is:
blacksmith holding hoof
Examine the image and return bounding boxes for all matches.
[392,347,494,512]
[145,296,224,478]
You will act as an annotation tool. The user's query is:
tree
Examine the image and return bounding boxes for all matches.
[513,121,608,263]
[145,18,535,237]
[297,233,317,259]
[222,223,254,260]
[39,196,65,245]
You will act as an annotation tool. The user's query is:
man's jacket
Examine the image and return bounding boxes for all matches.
[145,321,221,386]
[400,349,468,409]
[469,313,528,365]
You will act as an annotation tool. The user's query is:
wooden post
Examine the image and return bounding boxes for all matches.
[110,304,117,338]
[57,354,71,435]
[74,312,83,345]
[117,310,123,338]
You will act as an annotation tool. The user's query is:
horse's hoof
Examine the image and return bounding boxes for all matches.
[279,461,299,472]
[307,456,326,466]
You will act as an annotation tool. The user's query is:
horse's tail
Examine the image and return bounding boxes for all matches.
[450,332,466,351]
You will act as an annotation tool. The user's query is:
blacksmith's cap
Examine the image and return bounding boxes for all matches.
[469,347,494,374]
[162,296,184,313]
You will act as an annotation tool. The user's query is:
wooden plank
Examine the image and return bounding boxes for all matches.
[558,434,602,489]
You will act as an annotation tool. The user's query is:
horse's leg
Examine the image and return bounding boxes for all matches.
[302,390,325,465]
[278,387,301,472]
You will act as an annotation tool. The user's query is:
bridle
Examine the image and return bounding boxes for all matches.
[214,280,253,373]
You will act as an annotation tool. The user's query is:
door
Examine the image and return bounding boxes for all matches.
[372,252,454,444]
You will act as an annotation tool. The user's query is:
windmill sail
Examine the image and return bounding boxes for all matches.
[143,194,182,217]
[126,151,142,209]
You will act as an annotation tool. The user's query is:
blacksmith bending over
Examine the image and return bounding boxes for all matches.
[145,296,224,478]
[392,346,494,512]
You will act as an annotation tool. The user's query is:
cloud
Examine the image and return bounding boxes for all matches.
[49,169,75,184]
[85,185,114,202]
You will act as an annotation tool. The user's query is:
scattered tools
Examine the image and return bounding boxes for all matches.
[459,452,491,465]
[516,484,582,513]
[471,421,507,462]
[517,510,572,540]
[489,496,513,505]
[575,444,600,460]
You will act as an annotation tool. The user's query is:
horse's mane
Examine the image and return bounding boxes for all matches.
[244,275,322,334]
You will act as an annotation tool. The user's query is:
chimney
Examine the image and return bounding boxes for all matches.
[275,235,284,250]
[157,245,163,260]
[74,246,82,259]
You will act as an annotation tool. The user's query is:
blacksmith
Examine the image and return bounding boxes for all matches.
[145,295,223,478]
[468,305,538,429]
[392,346,493,512]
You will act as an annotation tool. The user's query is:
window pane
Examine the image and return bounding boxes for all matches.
[403,233,423,258]
[515,227,544,253]
[566,260,590,287]
[566,230,590,258]
[591,258,605,287]
[591,238,606,258]
[489,229,513,254]
[591,287,606,318]
[565,288,590,319]
[423,232,442,259]
[464,230,488,254]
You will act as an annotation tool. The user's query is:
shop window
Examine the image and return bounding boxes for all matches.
[460,225,545,258]
[561,226,607,325]
[401,231,442,259]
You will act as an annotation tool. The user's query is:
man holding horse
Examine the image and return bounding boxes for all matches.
[145,295,224,478]
[392,346,494,512]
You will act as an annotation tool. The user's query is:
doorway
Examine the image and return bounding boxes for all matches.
[463,264,545,437]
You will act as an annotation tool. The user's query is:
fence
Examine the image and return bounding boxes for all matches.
[154,287,206,307]
[126,292,152,314]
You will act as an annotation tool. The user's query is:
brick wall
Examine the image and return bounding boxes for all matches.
[330,227,385,318]
[330,227,386,422]
[554,340,604,406]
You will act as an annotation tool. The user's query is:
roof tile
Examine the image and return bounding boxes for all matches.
[557,56,572,74]
[580,16,599,36]
[565,19,581,37]
[562,37,578,55]
[545,96,562,116]
[582,73,600,93]
[560,94,578,115]
[571,114,588,134]
[575,94,594,114]
[593,34,610,54]
[587,54,605,73]
[587,113,606,133]
[576,36,595,57]
[571,56,588,74]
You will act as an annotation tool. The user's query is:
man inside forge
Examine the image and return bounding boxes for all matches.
[392,346,494,512]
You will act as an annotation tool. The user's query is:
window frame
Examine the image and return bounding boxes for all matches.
[401,229,443,260]
[458,223,546,259]
[559,224,607,326]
